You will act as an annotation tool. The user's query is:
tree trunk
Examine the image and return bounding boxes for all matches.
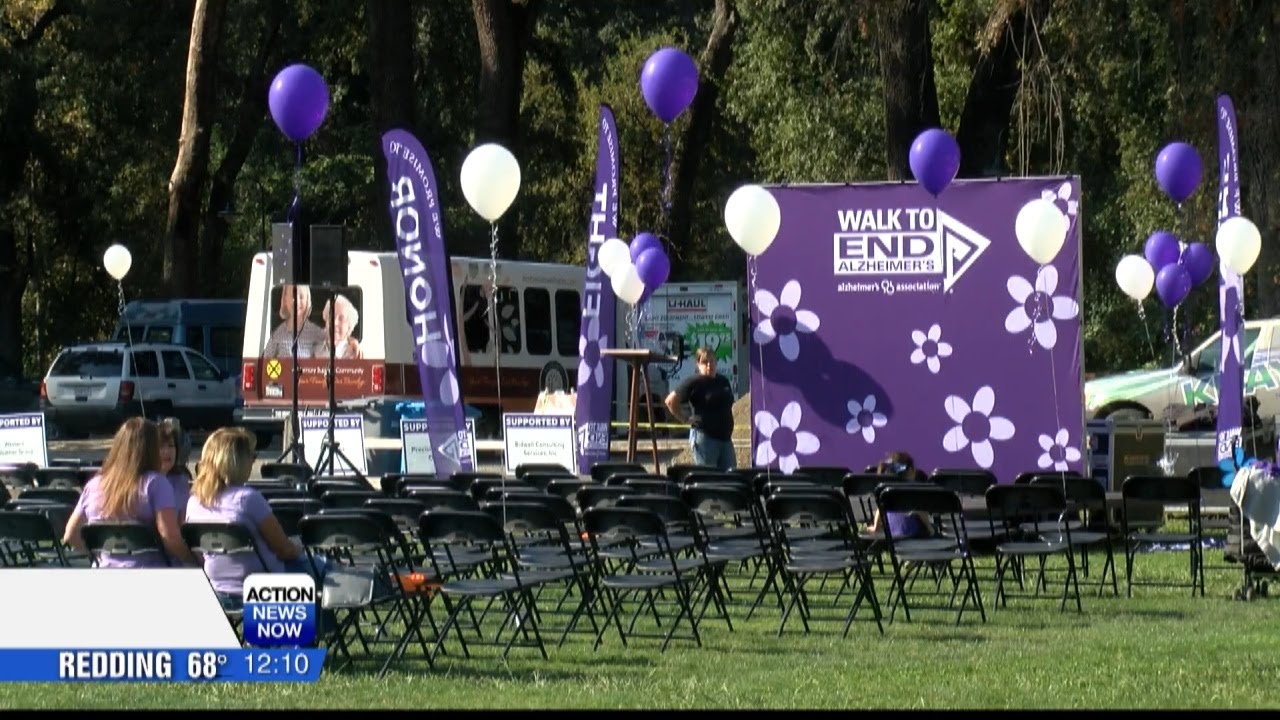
[667,0,738,257]
[956,0,1052,177]
[470,0,539,258]
[873,0,941,180]
[0,2,69,374]
[199,2,286,295]
[366,0,418,250]
[164,0,228,297]
[1243,4,1280,318]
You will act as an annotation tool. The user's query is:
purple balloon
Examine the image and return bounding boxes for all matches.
[1154,141,1202,204]
[640,48,698,124]
[629,232,663,264]
[1155,263,1193,308]
[908,129,961,196]
[1179,242,1214,286]
[635,247,671,295]
[1143,231,1181,271]
[268,64,330,142]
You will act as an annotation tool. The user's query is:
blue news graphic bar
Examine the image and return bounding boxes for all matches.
[0,649,327,682]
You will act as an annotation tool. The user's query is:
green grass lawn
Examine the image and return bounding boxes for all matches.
[2,548,1276,710]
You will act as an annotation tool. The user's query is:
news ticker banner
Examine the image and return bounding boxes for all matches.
[300,413,368,476]
[0,570,328,683]
[0,649,326,683]
[502,413,578,475]
[401,417,477,474]
[0,412,48,468]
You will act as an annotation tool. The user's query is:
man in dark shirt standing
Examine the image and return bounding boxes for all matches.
[665,346,736,470]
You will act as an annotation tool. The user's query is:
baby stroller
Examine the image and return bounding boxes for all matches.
[1225,465,1280,601]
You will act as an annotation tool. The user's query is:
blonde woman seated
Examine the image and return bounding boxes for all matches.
[185,427,315,602]
[62,418,197,568]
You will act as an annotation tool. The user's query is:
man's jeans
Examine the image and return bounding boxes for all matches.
[690,428,736,471]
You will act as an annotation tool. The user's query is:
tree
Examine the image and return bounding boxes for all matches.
[163,0,228,296]
[666,0,738,255]
[365,0,418,249]
[469,0,540,258]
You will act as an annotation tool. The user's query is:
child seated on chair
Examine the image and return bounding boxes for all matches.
[62,417,197,568]
[864,451,934,539]
[185,427,319,606]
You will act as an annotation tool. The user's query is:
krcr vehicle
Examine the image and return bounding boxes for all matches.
[41,342,239,438]
[1084,319,1279,428]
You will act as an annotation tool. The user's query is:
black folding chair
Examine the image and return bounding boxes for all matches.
[590,463,647,483]
[33,468,84,489]
[876,486,985,625]
[1120,474,1204,597]
[984,484,1081,613]
[260,462,315,483]
[582,507,705,652]
[764,493,883,638]
[181,522,274,636]
[418,510,550,664]
[1030,475,1117,597]
[0,509,73,567]
[81,522,171,567]
[666,463,716,484]
[15,488,81,505]
[515,463,574,480]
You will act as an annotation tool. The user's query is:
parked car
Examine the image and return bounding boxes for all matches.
[1084,319,1276,428]
[41,342,239,438]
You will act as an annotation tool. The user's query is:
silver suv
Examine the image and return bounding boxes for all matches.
[41,342,238,438]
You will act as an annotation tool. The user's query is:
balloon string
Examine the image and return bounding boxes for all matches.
[487,223,504,481]
[1137,302,1158,365]
[749,256,769,479]
[117,280,146,419]
[660,124,673,236]
[287,142,302,224]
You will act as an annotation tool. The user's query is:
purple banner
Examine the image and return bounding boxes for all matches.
[574,105,620,474]
[382,129,473,475]
[750,179,1084,482]
[1216,94,1244,463]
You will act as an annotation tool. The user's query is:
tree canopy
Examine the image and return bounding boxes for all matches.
[1,0,1274,379]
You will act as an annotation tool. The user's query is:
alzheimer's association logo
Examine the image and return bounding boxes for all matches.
[832,207,990,292]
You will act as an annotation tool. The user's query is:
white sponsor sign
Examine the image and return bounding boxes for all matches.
[502,413,577,475]
[401,417,477,475]
[300,414,367,476]
[0,413,48,468]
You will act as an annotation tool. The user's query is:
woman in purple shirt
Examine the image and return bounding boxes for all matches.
[185,427,307,598]
[865,451,934,539]
[62,418,197,568]
[158,417,193,522]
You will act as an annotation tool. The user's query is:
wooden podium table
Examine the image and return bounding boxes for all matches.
[602,348,677,471]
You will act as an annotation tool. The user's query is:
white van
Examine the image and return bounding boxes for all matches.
[237,251,585,442]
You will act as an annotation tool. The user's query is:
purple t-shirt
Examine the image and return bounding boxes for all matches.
[887,512,925,539]
[167,470,192,523]
[185,486,286,595]
[71,472,175,569]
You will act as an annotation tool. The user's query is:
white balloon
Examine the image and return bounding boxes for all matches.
[103,244,132,281]
[1014,198,1068,265]
[459,143,521,222]
[1114,254,1155,301]
[724,185,781,256]
[1216,216,1262,275]
[598,237,630,279]
[610,262,644,305]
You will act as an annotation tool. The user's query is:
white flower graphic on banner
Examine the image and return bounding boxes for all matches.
[846,394,888,444]
[577,315,608,389]
[1040,181,1079,220]
[910,324,953,374]
[1004,266,1078,350]
[942,386,1016,469]
[1037,428,1083,471]
[416,282,460,405]
[755,401,820,474]
[754,280,820,362]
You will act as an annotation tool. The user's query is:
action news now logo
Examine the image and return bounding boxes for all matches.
[243,574,318,647]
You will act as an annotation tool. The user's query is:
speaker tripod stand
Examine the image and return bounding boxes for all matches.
[277,281,306,465]
[312,285,363,479]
